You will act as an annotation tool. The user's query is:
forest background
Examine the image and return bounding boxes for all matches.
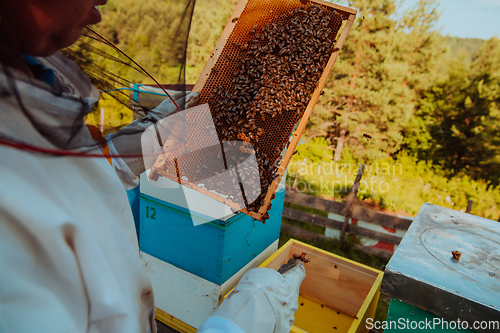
[77,0,500,220]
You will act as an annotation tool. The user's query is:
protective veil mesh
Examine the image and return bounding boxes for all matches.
[0,0,196,156]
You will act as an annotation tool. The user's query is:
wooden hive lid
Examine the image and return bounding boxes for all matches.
[381,203,500,329]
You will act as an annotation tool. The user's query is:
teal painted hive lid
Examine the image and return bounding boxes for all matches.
[381,203,500,330]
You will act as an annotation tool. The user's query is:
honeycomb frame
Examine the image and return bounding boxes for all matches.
[149,0,356,221]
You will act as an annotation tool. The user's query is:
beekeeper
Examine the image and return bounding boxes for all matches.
[0,0,305,332]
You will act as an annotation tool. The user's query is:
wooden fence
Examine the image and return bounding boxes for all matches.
[281,164,414,259]
[281,163,479,258]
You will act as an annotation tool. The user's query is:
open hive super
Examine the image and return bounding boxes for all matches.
[150,0,356,221]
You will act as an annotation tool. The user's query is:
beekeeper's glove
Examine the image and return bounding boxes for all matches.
[107,91,199,178]
[197,259,306,333]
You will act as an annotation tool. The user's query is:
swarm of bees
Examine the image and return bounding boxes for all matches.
[202,4,341,217]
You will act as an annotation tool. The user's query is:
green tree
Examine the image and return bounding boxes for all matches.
[311,0,445,162]
[72,0,195,85]
[413,37,500,184]
[187,0,237,82]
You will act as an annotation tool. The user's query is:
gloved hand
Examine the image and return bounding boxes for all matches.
[107,91,200,176]
[198,259,306,333]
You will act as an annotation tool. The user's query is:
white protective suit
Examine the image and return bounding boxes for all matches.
[0,53,156,333]
[198,263,306,333]
[0,53,305,333]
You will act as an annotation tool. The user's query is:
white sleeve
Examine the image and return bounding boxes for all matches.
[0,207,86,333]
[197,316,245,333]
[0,146,154,333]
[107,138,140,191]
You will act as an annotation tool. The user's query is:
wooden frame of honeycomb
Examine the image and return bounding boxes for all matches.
[149,0,356,221]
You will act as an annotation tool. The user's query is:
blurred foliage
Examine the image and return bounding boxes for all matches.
[90,0,195,84]
[83,96,134,136]
[69,0,235,86]
[187,0,238,82]
[315,0,447,161]
[444,37,485,63]
[287,137,500,220]
[407,37,500,185]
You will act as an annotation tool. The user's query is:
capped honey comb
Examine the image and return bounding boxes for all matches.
[150,0,356,221]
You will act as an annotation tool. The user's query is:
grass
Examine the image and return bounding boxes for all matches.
[282,201,328,234]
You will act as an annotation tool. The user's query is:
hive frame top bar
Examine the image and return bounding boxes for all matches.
[150,0,357,221]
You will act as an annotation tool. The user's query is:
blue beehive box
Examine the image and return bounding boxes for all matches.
[138,176,285,285]
[126,185,141,240]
